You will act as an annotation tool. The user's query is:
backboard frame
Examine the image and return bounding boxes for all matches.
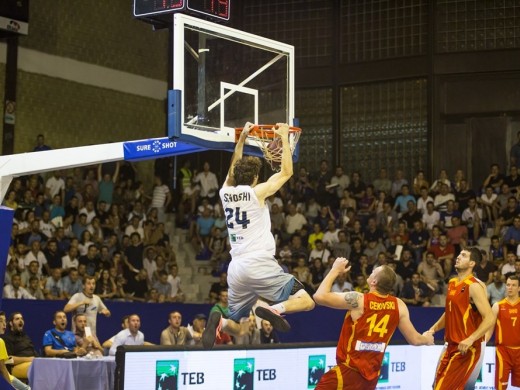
[170,13,295,154]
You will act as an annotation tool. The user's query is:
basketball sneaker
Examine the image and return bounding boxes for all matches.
[202,311,222,349]
[254,306,291,332]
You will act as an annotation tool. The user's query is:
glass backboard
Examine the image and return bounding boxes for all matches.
[169,14,295,154]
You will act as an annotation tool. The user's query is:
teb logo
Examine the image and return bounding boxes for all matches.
[156,360,179,390]
[378,352,390,383]
[307,355,326,388]
[233,358,254,390]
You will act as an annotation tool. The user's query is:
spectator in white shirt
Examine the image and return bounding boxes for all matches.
[3,274,35,300]
[109,314,144,356]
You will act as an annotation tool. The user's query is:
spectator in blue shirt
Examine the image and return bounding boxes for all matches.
[42,311,86,357]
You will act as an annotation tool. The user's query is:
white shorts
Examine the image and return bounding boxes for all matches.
[227,255,293,321]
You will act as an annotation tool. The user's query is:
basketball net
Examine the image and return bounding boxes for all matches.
[235,125,301,171]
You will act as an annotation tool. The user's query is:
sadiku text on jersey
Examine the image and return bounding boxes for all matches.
[222,192,251,202]
[369,301,396,310]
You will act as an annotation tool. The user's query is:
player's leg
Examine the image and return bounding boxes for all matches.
[496,346,514,390]
[433,343,483,390]
[255,277,315,332]
[315,364,377,390]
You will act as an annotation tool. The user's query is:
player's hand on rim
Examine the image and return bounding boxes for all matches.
[241,122,254,139]
[274,123,289,138]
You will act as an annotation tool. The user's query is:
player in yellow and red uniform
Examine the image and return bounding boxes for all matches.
[486,275,520,390]
[426,247,495,390]
[314,258,434,390]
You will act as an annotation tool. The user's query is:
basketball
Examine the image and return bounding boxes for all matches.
[267,137,283,154]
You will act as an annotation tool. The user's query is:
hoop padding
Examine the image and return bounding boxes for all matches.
[235,125,301,171]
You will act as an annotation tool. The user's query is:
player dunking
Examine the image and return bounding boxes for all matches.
[202,123,314,348]
[485,275,520,390]
[426,247,494,390]
[314,257,434,390]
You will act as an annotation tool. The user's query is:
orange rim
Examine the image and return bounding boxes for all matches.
[235,124,301,141]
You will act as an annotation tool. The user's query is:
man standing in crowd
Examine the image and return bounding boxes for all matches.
[64,275,111,336]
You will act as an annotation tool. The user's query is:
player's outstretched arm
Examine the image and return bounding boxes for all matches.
[255,123,293,201]
[397,299,434,346]
[224,122,253,187]
[426,313,445,335]
[458,282,494,352]
[484,302,499,343]
[313,258,361,310]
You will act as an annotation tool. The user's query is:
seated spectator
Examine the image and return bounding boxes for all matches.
[147,288,165,303]
[42,311,86,357]
[454,179,476,213]
[125,269,149,301]
[43,238,63,270]
[23,241,50,276]
[494,196,519,236]
[502,216,520,256]
[61,247,79,272]
[308,240,330,264]
[102,315,129,349]
[434,183,455,213]
[234,313,260,345]
[2,312,37,381]
[395,249,417,282]
[474,249,495,285]
[167,265,185,303]
[259,320,280,344]
[153,271,172,301]
[160,311,199,346]
[26,276,45,300]
[489,235,504,264]
[461,197,483,243]
[487,271,506,305]
[62,268,83,298]
[208,272,228,304]
[376,200,398,235]
[422,201,440,231]
[400,201,422,230]
[354,275,369,293]
[400,273,431,307]
[331,230,351,259]
[284,204,308,239]
[408,220,429,264]
[363,239,387,265]
[3,274,35,300]
[416,186,434,214]
[330,273,353,292]
[44,268,66,300]
[393,184,415,214]
[190,314,207,347]
[482,163,505,193]
[293,256,312,289]
[439,200,460,230]
[288,234,309,262]
[95,269,117,300]
[445,216,468,254]
[0,312,30,390]
[74,314,103,357]
[417,252,445,294]
[429,234,455,278]
[309,258,325,290]
[478,186,498,226]
[20,261,40,288]
[322,220,340,249]
[109,314,144,356]
[501,252,517,276]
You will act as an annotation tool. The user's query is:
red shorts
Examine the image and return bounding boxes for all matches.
[315,364,378,390]
[434,342,484,390]
[495,345,520,390]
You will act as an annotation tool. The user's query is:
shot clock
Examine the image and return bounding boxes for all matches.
[134,0,230,21]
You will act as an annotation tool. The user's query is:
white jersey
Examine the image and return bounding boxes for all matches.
[219,185,275,258]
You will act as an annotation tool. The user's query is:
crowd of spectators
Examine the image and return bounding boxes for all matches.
[4,135,520,312]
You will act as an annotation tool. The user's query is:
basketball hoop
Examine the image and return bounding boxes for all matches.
[235,124,302,171]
